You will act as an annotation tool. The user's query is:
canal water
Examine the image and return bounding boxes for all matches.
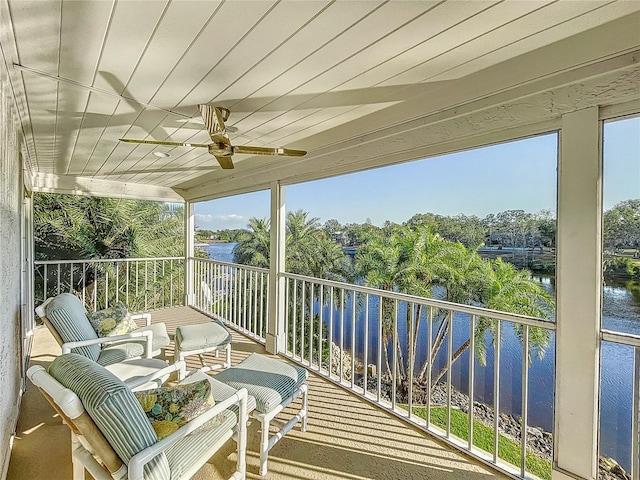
[207,242,639,470]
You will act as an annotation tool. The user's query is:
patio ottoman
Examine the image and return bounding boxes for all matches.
[213,353,309,476]
[174,320,232,375]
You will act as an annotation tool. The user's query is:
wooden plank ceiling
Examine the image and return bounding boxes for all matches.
[2,0,640,201]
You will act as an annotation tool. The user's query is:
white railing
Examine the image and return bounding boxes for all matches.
[281,272,556,480]
[190,258,268,342]
[601,329,640,480]
[34,257,185,311]
[35,255,635,479]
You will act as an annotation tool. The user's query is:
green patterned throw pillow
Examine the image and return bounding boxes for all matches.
[134,380,222,439]
[87,302,137,337]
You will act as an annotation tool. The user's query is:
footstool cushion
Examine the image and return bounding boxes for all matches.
[213,353,308,413]
[175,320,232,351]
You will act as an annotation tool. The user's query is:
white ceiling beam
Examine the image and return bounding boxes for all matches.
[31,172,184,203]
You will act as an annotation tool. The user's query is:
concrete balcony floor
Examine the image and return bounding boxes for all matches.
[8,306,508,480]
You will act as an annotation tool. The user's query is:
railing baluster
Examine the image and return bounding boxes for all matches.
[81,263,86,305]
[162,260,165,308]
[363,293,369,397]
[246,269,250,333]
[493,319,502,464]
[377,296,382,403]
[318,284,323,372]
[292,279,298,360]
[633,346,640,480]
[56,265,60,296]
[521,325,530,478]
[284,278,290,355]
[234,266,240,329]
[126,261,130,306]
[105,263,110,308]
[115,263,119,304]
[93,264,97,311]
[144,261,148,310]
[340,288,345,382]
[153,260,157,309]
[329,286,334,378]
[426,306,433,427]
[301,281,306,363]
[447,310,453,438]
[260,272,265,340]
[469,314,476,450]
[392,299,398,411]
[135,260,139,301]
[216,263,221,316]
[309,283,314,367]
[43,264,48,301]
[351,290,356,389]
[242,269,248,333]
[69,262,74,294]
[253,271,259,336]
[408,302,414,420]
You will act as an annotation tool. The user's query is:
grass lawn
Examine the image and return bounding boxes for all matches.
[407,405,551,480]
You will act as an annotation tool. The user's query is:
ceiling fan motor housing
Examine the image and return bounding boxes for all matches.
[208,142,233,156]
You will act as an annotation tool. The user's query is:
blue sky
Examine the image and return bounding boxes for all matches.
[195,117,639,231]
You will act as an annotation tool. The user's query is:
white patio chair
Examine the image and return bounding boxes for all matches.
[36,293,172,387]
[28,354,248,480]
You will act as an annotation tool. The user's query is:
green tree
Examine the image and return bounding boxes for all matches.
[603,199,640,254]
[355,224,554,388]
[405,213,485,247]
[34,193,185,309]
[233,210,350,279]
[233,218,270,268]
[34,193,184,260]
[430,258,553,385]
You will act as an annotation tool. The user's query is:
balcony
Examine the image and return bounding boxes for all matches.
[9,258,576,478]
[10,304,510,480]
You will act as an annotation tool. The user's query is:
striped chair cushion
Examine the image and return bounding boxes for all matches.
[98,342,145,366]
[49,353,170,480]
[213,353,308,414]
[164,410,236,480]
[45,293,100,361]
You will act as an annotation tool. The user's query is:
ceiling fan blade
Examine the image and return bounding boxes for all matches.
[215,156,234,170]
[119,138,209,148]
[198,104,232,145]
[233,145,307,157]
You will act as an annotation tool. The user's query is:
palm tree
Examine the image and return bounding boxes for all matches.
[354,224,554,389]
[233,218,270,267]
[430,257,553,385]
[35,194,184,260]
[34,193,185,309]
[234,210,350,279]
[232,211,350,363]
[354,231,403,378]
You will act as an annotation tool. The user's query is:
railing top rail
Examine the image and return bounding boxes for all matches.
[191,257,269,274]
[35,257,184,265]
[281,271,556,331]
[602,329,640,348]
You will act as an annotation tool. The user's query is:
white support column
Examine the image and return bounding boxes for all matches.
[553,107,601,480]
[21,186,34,387]
[184,201,195,307]
[266,182,286,354]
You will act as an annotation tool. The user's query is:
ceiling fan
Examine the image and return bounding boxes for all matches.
[119,104,306,169]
